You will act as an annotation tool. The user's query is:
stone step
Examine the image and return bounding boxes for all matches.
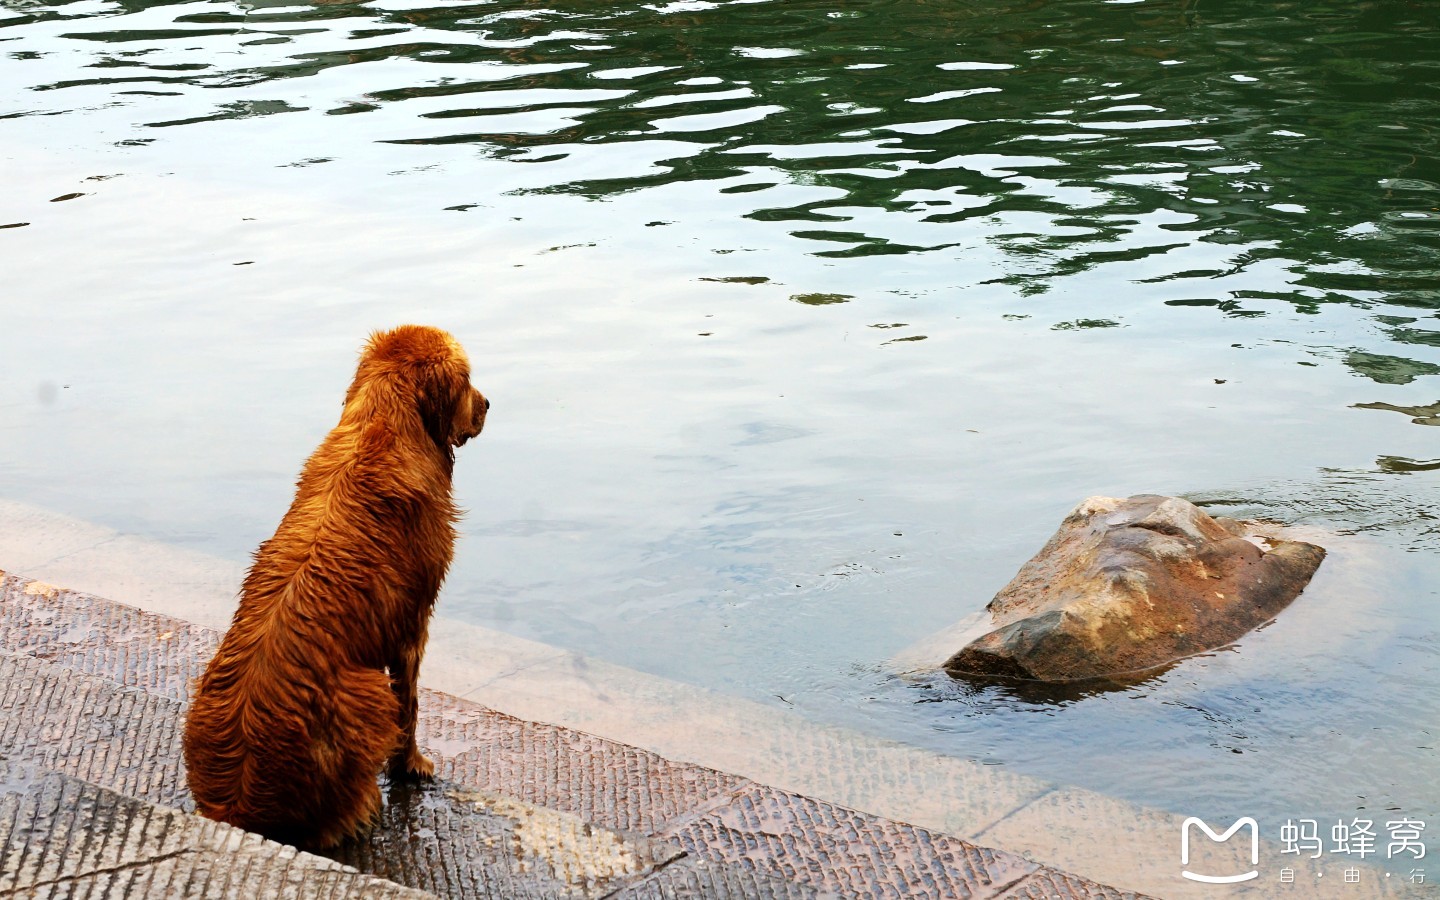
[0,763,430,899]
[0,570,1143,899]
[0,650,770,899]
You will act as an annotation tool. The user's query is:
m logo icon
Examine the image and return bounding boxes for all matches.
[1181,817,1260,884]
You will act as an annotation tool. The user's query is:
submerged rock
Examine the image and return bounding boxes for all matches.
[945,495,1326,682]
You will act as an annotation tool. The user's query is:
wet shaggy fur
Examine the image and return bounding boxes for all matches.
[183,325,488,849]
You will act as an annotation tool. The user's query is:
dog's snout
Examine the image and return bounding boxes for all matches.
[471,388,488,432]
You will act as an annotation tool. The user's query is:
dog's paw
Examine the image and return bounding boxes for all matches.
[390,749,435,781]
[408,752,435,780]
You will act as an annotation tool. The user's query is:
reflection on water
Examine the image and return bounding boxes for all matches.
[2,0,1438,828]
[7,0,1440,308]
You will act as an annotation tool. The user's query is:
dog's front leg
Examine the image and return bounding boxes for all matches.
[388,633,435,781]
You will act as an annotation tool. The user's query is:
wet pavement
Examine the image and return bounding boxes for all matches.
[0,766,428,899]
[0,569,1146,899]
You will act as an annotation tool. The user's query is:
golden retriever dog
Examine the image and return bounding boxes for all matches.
[183,325,488,848]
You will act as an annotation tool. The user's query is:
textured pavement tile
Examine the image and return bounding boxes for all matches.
[609,857,828,899]
[463,651,1051,842]
[0,652,190,811]
[731,732,1048,844]
[421,690,749,837]
[328,780,681,900]
[0,765,427,899]
[666,782,1041,899]
[0,572,215,702]
[995,867,1150,899]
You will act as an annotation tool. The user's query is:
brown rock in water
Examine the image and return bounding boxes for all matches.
[945,495,1326,682]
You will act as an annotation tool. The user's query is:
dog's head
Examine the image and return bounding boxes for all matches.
[348,325,488,451]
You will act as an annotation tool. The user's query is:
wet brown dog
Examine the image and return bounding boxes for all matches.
[183,325,488,848]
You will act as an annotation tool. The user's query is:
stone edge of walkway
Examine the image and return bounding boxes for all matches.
[1,569,1149,900]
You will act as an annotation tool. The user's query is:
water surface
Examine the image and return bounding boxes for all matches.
[2,0,1438,835]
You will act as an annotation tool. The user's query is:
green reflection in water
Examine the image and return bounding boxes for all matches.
[8,0,1438,336]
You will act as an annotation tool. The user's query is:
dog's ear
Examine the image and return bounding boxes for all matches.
[415,357,467,451]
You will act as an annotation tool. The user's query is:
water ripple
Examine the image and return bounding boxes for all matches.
[5,0,1440,832]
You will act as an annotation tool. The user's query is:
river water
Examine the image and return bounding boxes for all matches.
[2,0,1437,835]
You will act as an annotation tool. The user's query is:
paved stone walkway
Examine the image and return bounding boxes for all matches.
[0,570,1145,899]
[1,766,427,899]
